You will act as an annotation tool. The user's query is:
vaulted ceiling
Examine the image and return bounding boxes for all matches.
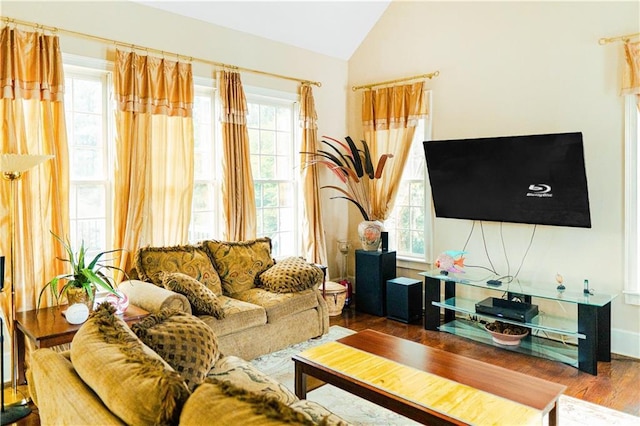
[133,1,391,60]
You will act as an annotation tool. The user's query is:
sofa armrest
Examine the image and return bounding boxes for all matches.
[29,349,125,425]
[119,280,192,315]
[314,289,330,334]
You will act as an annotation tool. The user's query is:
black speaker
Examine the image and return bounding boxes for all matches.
[386,277,422,323]
[355,250,396,316]
[381,232,389,252]
[0,255,4,291]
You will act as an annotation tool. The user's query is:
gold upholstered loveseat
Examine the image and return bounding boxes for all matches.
[27,303,347,425]
[120,237,330,360]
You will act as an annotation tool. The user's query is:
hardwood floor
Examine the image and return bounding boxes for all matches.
[12,305,640,425]
[330,305,640,418]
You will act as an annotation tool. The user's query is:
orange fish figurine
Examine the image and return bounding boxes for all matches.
[435,250,466,274]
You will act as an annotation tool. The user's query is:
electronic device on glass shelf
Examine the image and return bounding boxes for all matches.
[423,132,591,228]
[475,297,539,323]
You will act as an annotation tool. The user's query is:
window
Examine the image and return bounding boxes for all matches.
[625,96,640,305]
[386,93,433,262]
[246,95,299,258]
[64,58,302,259]
[64,66,112,257]
[188,88,301,255]
[189,86,220,242]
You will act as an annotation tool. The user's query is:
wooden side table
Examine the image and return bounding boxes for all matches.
[14,304,148,384]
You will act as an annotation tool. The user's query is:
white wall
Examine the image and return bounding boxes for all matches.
[349,1,640,357]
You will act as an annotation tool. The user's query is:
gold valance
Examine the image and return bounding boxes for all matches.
[623,41,640,96]
[114,49,193,117]
[0,27,64,101]
[362,81,429,131]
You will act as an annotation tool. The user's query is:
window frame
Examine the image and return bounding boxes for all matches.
[245,90,301,258]
[624,95,640,305]
[189,80,222,242]
[63,58,115,256]
[387,90,433,266]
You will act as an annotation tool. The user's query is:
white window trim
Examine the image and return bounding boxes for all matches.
[64,63,115,253]
[624,95,640,305]
[245,91,302,257]
[394,89,434,267]
[63,53,112,72]
[189,84,222,242]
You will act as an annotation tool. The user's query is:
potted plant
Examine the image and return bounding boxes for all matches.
[303,136,393,250]
[37,232,126,310]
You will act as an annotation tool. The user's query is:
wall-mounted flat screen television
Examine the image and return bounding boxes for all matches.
[423,132,591,228]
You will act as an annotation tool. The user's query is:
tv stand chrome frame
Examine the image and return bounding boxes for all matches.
[421,270,615,376]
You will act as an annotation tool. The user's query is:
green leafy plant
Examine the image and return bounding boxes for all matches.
[302,136,393,221]
[37,232,126,309]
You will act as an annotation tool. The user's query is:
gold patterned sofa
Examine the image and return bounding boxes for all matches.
[27,304,348,425]
[119,237,330,360]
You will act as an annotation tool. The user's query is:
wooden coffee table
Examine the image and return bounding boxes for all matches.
[14,303,148,384]
[293,329,566,425]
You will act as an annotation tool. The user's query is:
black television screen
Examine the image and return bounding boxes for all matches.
[423,132,591,228]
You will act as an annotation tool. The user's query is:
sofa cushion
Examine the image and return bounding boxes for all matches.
[258,257,324,293]
[202,238,274,295]
[71,303,189,426]
[132,309,220,391]
[162,272,225,318]
[234,288,319,323]
[197,296,267,337]
[135,244,223,295]
[180,380,313,426]
[207,355,297,404]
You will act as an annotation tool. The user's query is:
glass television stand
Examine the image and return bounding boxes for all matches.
[420,269,617,375]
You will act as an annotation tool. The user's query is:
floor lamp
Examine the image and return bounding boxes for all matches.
[0,153,53,424]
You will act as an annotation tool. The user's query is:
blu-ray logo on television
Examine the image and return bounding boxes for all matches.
[526,184,553,197]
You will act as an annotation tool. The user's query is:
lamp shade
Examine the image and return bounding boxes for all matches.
[0,154,54,173]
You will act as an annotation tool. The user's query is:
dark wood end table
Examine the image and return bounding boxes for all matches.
[14,304,149,384]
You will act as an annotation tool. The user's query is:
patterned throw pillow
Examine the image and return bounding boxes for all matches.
[201,238,274,295]
[71,303,189,426]
[162,272,225,319]
[289,400,350,426]
[180,380,315,426]
[208,355,297,404]
[258,257,324,293]
[132,309,220,392]
[135,245,223,296]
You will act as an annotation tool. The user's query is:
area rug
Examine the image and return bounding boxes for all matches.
[251,326,639,426]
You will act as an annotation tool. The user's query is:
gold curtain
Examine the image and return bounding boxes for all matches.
[623,40,640,109]
[113,49,194,274]
[0,27,69,324]
[299,84,328,266]
[362,81,428,221]
[218,70,256,241]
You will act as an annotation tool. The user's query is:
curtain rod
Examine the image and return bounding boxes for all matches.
[352,71,440,91]
[599,32,640,45]
[1,16,321,87]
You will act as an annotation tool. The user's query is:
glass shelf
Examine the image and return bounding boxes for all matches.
[439,318,579,368]
[420,269,617,307]
[433,297,586,339]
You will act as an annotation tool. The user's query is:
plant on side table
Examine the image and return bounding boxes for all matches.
[302,136,393,251]
[38,232,126,313]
